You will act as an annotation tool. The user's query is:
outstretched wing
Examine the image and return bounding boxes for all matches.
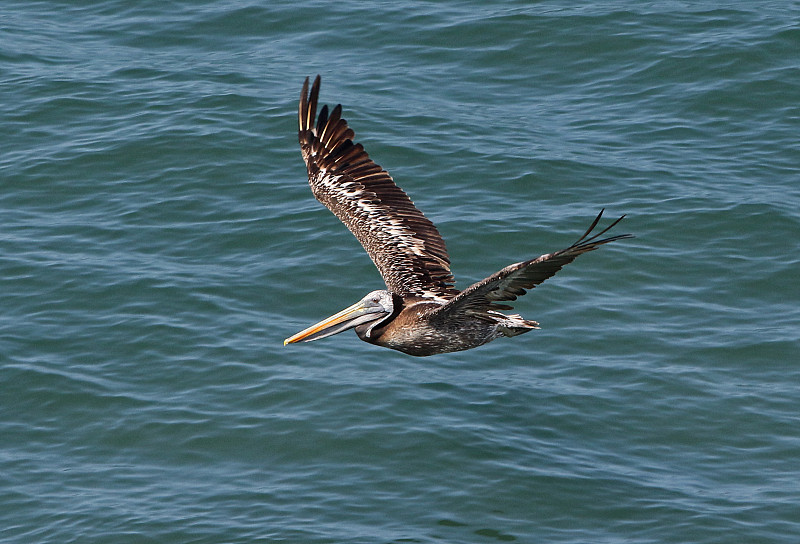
[433,210,632,320]
[298,75,457,300]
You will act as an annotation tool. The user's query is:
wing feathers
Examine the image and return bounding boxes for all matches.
[298,76,457,299]
[435,210,632,319]
[298,76,631,306]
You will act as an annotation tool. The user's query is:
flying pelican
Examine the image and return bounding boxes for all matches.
[284,76,632,356]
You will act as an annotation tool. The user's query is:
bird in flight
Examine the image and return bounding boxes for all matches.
[284,76,632,356]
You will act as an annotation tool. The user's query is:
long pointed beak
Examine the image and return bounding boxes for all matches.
[284,299,375,345]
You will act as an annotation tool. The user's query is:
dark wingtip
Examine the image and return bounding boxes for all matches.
[299,75,322,135]
[575,209,605,243]
[310,75,321,106]
[299,77,310,135]
[571,210,634,249]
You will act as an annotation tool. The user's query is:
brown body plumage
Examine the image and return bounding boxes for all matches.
[284,76,632,356]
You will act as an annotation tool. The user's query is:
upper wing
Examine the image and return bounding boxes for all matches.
[433,210,633,320]
[298,75,457,300]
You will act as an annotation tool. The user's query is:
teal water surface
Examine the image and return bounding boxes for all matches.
[2,1,799,543]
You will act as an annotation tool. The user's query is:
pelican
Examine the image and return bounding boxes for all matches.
[284,76,632,356]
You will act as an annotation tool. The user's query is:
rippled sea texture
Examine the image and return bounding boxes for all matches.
[2,1,799,543]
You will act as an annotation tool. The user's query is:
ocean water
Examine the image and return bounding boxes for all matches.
[2,1,799,542]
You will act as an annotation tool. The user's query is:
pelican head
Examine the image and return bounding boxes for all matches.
[284,290,395,345]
